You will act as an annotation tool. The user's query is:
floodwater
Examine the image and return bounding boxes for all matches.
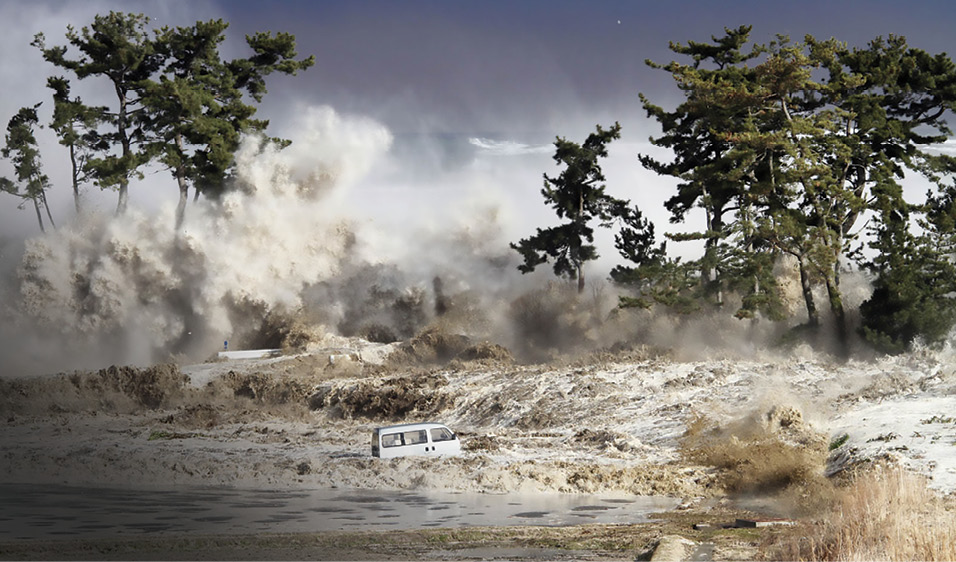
[0,484,679,540]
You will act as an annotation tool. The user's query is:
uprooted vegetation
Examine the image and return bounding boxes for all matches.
[679,405,834,514]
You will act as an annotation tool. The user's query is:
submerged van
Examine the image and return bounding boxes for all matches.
[371,422,462,459]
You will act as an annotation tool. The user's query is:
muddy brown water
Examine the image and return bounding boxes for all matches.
[0,483,679,540]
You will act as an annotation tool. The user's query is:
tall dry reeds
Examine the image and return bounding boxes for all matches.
[770,466,956,561]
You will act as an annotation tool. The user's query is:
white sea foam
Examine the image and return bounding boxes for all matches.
[468,137,552,156]
[8,107,393,374]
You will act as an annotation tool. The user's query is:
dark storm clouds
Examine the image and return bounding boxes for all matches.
[216,0,956,136]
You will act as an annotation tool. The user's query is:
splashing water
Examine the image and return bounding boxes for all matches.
[9,107,394,374]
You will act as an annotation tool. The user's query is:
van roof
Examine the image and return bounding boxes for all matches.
[374,422,451,433]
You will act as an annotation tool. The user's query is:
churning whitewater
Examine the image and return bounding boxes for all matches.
[2,103,955,521]
[6,107,401,375]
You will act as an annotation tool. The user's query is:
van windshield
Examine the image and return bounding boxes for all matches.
[430,427,455,442]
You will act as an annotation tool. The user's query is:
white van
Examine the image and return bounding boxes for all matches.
[371,422,462,459]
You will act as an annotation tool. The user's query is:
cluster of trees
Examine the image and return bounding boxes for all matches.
[514,26,956,355]
[5,17,956,356]
[1,11,313,230]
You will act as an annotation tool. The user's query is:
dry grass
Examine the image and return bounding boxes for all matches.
[768,466,956,561]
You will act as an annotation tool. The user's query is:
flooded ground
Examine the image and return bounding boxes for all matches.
[0,483,677,540]
[3,344,956,559]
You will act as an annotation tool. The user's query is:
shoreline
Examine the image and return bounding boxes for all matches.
[0,503,776,561]
[3,348,956,560]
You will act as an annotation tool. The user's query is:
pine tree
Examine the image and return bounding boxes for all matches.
[47,76,108,214]
[638,28,956,355]
[33,12,162,215]
[639,26,765,309]
[1,105,55,233]
[142,20,314,228]
[511,122,624,293]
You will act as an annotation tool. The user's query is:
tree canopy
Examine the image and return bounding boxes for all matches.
[626,26,956,354]
[26,11,313,225]
[511,122,624,293]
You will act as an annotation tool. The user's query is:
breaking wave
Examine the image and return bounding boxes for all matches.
[4,107,398,375]
[2,106,571,378]
[468,136,552,156]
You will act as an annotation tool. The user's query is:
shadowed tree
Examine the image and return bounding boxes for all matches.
[47,76,108,214]
[609,204,674,310]
[142,19,315,228]
[33,12,162,216]
[511,122,624,293]
[1,105,55,233]
[860,161,956,353]
[639,27,956,355]
[639,26,765,309]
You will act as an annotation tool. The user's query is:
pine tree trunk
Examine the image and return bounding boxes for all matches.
[577,185,586,294]
[175,134,189,230]
[825,271,849,357]
[116,184,128,215]
[41,191,56,231]
[115,85,130,216]
[824,230,849,356]
[33,199,45,233]
[70,144,81,214]
[702,186,723,306]
[798,256,819,327]
[175,174,188,230]
[702,190,715,288]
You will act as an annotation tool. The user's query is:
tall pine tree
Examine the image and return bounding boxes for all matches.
[1,105,55,233]
[512,122,624,293]
[33,12,162,215]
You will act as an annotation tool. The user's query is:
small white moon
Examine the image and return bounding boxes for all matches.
[617,20,621,24]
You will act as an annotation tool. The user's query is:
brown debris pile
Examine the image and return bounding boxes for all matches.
[219,370,315,405]
[0,363,188,414]
[385,327,515,368]
[309,373,454,421]
[572,428,634,452]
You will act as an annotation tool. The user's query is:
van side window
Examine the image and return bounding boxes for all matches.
[404,429,428,445]
[382,432,404,448]
[430,427,455,442]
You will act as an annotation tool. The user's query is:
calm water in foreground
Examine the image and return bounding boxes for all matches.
[0,484,679,540]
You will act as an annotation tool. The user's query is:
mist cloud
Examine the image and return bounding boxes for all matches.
[4,107,393,375]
